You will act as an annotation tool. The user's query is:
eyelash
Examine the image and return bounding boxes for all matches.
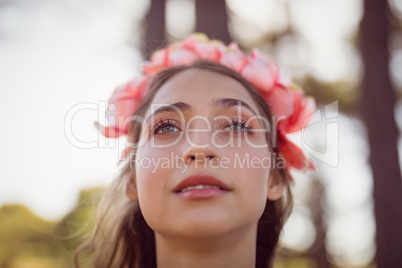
[150,118,254,136]
[150,119,180,136]
[225,118,254,134]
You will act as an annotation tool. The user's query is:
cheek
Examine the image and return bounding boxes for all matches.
[134,145,171,225]
[225,141,271,174]
[226,144,271,200]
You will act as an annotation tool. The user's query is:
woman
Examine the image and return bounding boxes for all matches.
[75,33,315,268]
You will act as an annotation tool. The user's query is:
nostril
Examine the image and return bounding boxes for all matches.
[188,155,215,161]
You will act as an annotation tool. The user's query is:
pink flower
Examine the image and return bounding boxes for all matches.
[96,33,316,173]
[277,70,292,87]
[240,51,278,93]
[96,75,151,138]
[143,47,199,73]
[168,49,199,66]
[181,34,223,61]
[278,88,316,133]
[143,48,170,74]
[144,34,223,73]
[262,86,294,120]
[94,121,126,138]
[278,130,315,172]
[249,48,270,61]
[219,43,249,73]
[180,33,210,46]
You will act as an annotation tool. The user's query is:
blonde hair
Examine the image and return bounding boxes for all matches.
[75,61,293,268]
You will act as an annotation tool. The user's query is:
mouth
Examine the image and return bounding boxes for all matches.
[173,173,231,200]
[178,184,223,192]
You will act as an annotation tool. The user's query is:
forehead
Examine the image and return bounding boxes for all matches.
[147,69,260,115]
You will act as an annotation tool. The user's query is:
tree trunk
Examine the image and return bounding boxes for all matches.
[195,0,231,43]
[306,178,330,267]
[359,0,402,267]
[143,0,166,59]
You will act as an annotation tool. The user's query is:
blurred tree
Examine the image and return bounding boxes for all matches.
[300,76,359,114]
[195,0,231,43]
[254,3,332,266]
[277,175,331,267]
[0,187,102,268]
[142,0,232,59]
[143,0,167,59]
[0,204,61,268]
[228,1,360,115]
[359,0,402,266]
[54,186,104,267]
[304,177,330,268]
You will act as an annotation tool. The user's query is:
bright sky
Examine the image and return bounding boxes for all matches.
[0,0,146,219]
[0,0,379,266]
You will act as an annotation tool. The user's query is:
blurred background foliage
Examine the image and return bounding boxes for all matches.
[0,187,103,268]
[1,0,402,267]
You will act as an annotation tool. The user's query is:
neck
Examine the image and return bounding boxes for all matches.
[154,224,258,268]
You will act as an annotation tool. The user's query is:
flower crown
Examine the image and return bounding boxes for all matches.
[96,33,315,175]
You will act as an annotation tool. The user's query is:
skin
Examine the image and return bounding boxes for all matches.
[126,69,285,268]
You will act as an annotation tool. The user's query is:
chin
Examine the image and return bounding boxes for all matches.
[171,214,250,239]
[174,222,236,239]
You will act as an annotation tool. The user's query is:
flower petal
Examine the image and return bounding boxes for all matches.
[220,46,248,73]
[191,42,222,61]
[241,58,277,92]
[181,33,209,46]
[278,89,316,133]
[250,48,270,61]
[263,86,294,119]
[142,62,167,74]
[143,48,170,73]
[278,132,315,171]
[106,76,151,127]
[107,99,140,129]
[180,34,222,62]
[150,48,169,65]
[168,49,199,66]
[94,121,126,138]
[289,96,316,133]
[277,70,292,87]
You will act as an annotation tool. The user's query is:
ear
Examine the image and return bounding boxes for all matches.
[126,176,138,201]
[266,173,285,201]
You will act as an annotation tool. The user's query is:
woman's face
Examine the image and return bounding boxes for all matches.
[130,69,283,240]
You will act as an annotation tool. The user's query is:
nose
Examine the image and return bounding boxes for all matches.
[183,147,219,164]
[182,127,220,164]
[183,150,218,163]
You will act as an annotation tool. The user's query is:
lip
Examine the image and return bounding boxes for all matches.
[173,173,231,200]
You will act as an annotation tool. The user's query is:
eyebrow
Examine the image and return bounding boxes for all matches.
[145,98,257,122]
[212,98,257,116]
[146,102,191,123]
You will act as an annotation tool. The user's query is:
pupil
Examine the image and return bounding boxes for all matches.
[162,125,174,132]
[231,124,242,131]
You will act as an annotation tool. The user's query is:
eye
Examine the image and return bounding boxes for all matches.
[224,118,253,133]
[151,119,181,136]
